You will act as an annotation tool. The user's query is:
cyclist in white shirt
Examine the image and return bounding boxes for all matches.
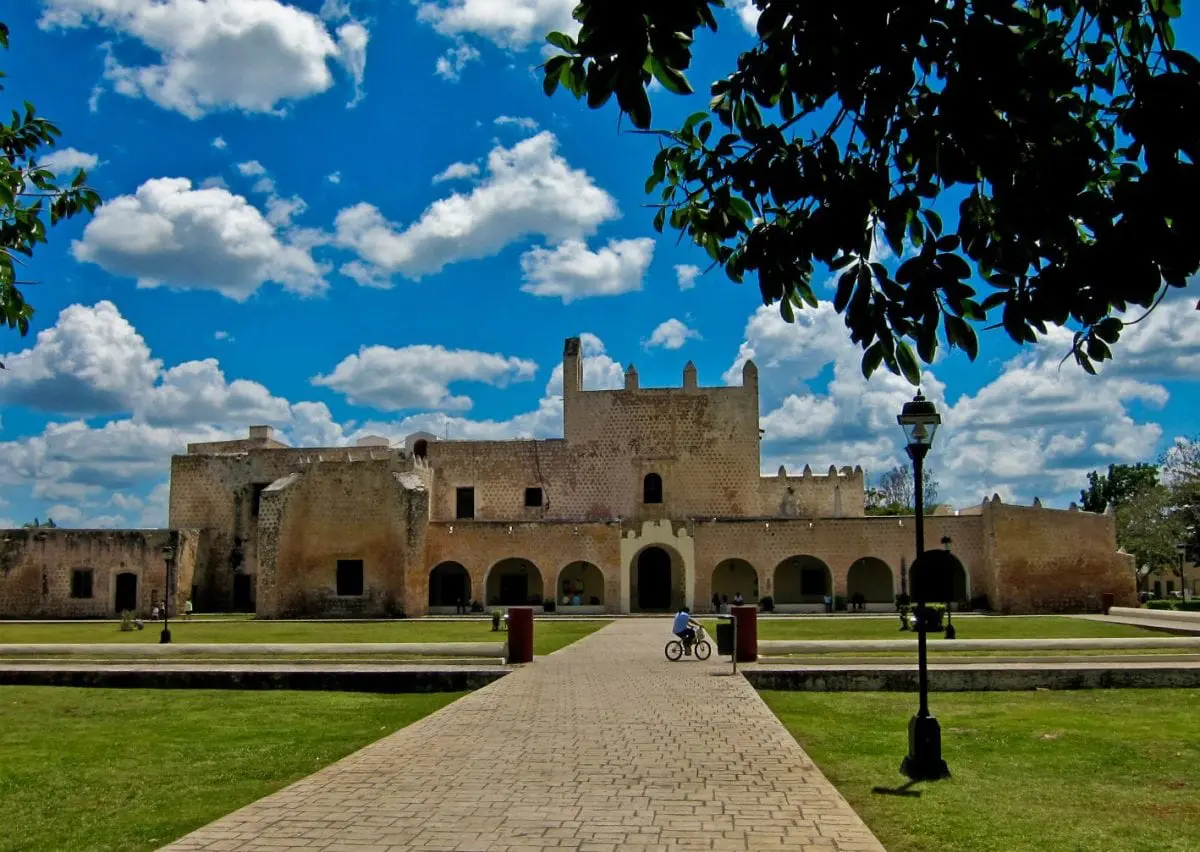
[672,607,701,655]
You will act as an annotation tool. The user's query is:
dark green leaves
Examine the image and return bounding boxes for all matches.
[542,0,1200,382]
[0,21,102,349]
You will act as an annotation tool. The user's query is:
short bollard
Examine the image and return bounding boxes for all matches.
[506,606,534,664]
[730,604,757,663]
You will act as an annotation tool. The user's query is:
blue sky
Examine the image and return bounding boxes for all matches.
[1,0,1198,528]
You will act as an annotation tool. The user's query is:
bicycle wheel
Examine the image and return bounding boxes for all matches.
[664,640,683,661]
[694,640,712,661]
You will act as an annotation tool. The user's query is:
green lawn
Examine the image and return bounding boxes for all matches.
[0,619,607,657]
[727,615,1162,641]
[762,689,1200,852]
[0,687,463,852]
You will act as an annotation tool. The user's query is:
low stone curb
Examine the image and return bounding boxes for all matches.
[743,662,1200,692]
[0,663,508,693]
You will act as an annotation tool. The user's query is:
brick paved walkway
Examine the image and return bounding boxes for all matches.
[166,619,884,851]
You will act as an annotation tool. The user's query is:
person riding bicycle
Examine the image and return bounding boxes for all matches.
[672,607,702,655]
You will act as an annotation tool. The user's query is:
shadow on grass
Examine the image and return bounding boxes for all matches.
[871,779,923,798]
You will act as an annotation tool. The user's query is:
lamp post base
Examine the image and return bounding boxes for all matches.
[901,714,951,781]
[159,628,172,644]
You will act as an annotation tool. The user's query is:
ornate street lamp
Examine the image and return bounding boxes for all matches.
[898,390,950,781]
[160,544,175,644]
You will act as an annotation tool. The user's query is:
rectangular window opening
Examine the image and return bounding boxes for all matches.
[70,568,94,599]
[524,487,543,508]
[250,483,268,517]
[336,559,364,596]
[456,487,475,520]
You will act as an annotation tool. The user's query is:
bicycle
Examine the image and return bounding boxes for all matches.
[665,625,712,661]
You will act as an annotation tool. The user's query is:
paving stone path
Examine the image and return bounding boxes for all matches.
[166,619,884,852]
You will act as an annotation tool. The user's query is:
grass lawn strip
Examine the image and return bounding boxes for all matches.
[0,687,463,852]
[761,689,1200,852]
[0,619,607,657]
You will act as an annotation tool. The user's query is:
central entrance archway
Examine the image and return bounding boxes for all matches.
[486,558,543,607]
[635,546,673,611]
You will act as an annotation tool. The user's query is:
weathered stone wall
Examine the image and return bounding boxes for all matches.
[256,458,428,618]
[169,430,407,610]
[423,521,622,613]
[981,500,1137,612]
[756,466,867,518]
[0,528,201,618]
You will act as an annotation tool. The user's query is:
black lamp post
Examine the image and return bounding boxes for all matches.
[898,390,950,781]
[941,535,956,640]
[160,544,175,644]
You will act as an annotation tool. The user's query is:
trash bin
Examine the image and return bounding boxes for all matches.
[715,620,734,655]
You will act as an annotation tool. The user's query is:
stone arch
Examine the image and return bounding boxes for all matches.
[485,557,544,607]
[710,559,758,604]
[629,544,683,612]
[428,561,470,607]
[846,557,894,606]
[643,472,663,504]
[558,561,605,606]
[774,555,831,604]
[908,554,971,604]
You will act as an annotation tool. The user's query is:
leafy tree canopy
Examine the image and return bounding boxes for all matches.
[1115,482,1185,580]
[865,465,940,514]
[1079,461,1159,512]
[0,21,101,358]
[543,0,1200,383]
[1162,435,1200,557]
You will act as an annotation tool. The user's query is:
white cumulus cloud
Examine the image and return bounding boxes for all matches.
[415,0,578,49]
[675,263,700,291]
[312,344,538,411]
[71,177,327,301]
[38,147,99,174]
[434,42,480,80]
[520,238,654,303]
[431,161,480,184]
[495,115,538,131]
[334,131,618,285]
[645,318,701,350]
[39,0,370,117]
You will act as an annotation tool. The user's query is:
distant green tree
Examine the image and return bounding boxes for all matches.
[1116,483,1185,588]
[22,517,56,529]
[1162,436,1200,558]
[542,1,1200,383]
[865,465,940,514]
[0,21,101,357]
[1079,462,1160,512]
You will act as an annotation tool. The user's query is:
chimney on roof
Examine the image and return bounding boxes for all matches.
[683,360,698,390]
[624,363,639,390]
[248,425,275,440]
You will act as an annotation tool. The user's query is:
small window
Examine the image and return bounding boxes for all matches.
[456,487,475,519]
[70,568,94,599]
[643,472,663,504]
[524,487,543,508]
[250,483,268,517]
[336,559,364,596]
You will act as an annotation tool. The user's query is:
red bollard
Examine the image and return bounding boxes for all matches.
[506,606,534,663]
[730,604,757,663]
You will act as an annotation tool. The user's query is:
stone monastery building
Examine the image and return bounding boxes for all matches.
[0,338,1136,619]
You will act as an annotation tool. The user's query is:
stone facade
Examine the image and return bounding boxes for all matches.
[0,528,201,618]
[0,337,1137,618]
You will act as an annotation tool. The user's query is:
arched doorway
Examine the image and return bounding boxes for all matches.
[908,554,970,604]
[643,472,663,504]
[774,555,831,604]
[711,559,758,604]
[486,558,543,607]
[114,572,138,614]
[847,557,894,607]
[558,561,605,606]
[633,546,678,612]
[429,561,470,607]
